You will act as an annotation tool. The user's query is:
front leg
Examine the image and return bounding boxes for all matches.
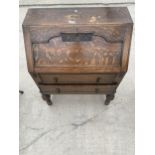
[41,93,53,105]
[105,93,115,105]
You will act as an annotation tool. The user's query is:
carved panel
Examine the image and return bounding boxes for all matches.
[33,36,122,67]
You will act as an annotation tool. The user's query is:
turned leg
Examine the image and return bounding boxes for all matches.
[105,93,115,105]
[41,94,53,105]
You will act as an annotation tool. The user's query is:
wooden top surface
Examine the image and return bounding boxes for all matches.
[23,7,133,26]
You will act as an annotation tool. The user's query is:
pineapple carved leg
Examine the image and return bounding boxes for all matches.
[105,93,115,105]
[41,93,53,105]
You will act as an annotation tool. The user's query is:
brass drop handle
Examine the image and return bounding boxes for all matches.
[96,77,101,83]
[56,88,61,93]
[54,77,58,83]
[95,88,99,93]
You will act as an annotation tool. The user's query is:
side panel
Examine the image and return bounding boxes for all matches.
[121,23,133,72]
[22,26,34,73]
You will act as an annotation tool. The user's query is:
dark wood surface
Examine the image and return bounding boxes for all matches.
[23,7,132,26]
[23,7,133,105]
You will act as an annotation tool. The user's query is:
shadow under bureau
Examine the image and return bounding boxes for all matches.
[22,7,133,105]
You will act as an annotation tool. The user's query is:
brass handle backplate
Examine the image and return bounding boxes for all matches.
[54,77,58,83]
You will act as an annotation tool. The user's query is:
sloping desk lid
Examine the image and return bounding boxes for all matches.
[23,7,133,73]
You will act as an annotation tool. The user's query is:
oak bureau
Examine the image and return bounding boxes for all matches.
[23,7,133,105]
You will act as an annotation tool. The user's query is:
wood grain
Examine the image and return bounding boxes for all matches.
[33,36,122,67]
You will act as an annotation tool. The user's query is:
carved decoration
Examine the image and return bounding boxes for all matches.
[33,36,122,67]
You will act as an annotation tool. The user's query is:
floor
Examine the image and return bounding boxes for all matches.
[19,5,135,155]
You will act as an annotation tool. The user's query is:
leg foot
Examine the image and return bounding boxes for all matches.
[105,93,115,105]
[41,94,53,105]
[19,90,24,94]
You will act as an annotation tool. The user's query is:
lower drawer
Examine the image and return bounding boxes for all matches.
[39,84,117,94]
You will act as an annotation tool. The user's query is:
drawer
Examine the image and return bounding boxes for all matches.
[39,84,117,94]
[37,74,117,84]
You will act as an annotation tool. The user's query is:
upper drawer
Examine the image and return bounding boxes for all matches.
[36,73,117,84]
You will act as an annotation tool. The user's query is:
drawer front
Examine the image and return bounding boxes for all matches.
[39,84,117,94]
[37,74,117,84]
[30,26,126,70]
